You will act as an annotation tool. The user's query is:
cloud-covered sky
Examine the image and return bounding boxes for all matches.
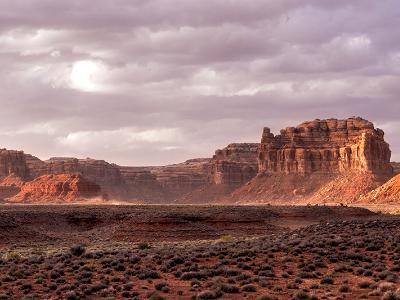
[1,0,399,165]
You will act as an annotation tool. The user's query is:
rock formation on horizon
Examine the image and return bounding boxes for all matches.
[0,143,259,203]
[8,174,102,203]
[0,117,397,204]
[209,143,259,187]
[259,117,392,176]
[229,117,393,204]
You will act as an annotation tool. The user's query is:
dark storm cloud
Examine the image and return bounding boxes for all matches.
[0,0,399,165]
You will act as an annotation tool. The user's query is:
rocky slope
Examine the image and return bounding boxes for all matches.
[0,175,25,201]
[358,174,400,203]
[8,174,102,203]
[307,172,388,204]
[229,117,393,204]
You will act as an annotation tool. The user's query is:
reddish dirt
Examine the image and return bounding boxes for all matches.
[359,174,400,204]
[0,205,375,249]
[0,213,399,299]
[7,174,101,204]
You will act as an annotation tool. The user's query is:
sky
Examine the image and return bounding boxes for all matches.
[0,0,399,165]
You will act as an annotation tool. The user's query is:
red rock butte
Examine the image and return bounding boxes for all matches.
[259,117,392,175]
[0,117,398,204]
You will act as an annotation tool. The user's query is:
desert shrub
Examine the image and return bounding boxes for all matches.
[241,284,257,292]
[256,296,274,300]
[147,291,165,300]
[339,285,351,292]
[287,283,299,289]
[114,263,126,271]
[382,291,400,300]
[358,281,372,289]
[298,271,312,279]
[70,245,86,257]
[155,282,168,291]
[295,277,303,284]
[65,292,79,300]
[181,272,205,281]
[129,255,141,264]
[292,291,317,300]
[220,284,239,293]
[123,282,133,291]
[161,286,170,293]
[224,268,239,277]
[138,243,151,250]
[364,270,373,276]
[377,282,394,293]
[4,252,21,262]
[237,262,252,270]
[379,271,398,282]
[21,283,32,291]
[320,276,334,284]
[121,291,130,298]
[196,290,220,299]
[137,269,160,280]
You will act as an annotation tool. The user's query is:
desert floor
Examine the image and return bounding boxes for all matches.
[0,205,399,299]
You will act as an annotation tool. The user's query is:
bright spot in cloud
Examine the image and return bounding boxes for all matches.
[346,35,371,50]
[57,128,183,151]
[70,60,105,92]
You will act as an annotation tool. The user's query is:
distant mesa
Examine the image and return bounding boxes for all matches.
[0,117,398,204]
[7,174,102,204]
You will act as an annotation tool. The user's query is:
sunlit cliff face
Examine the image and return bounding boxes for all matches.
[0,0,399,165]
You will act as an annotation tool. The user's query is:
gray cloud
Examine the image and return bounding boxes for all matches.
[0,0,399,165]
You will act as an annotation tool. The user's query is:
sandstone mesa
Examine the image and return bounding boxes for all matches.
[0,117,398,204]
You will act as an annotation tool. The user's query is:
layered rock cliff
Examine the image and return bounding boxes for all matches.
[229,117,393,204]
[25,156,123,196]
[0,149,29,179]
[209,143,259,187]
[8,174,102,203]
[259,118,392,175]
[0,117,396,204]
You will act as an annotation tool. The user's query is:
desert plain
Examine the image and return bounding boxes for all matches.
[0,118,400,299]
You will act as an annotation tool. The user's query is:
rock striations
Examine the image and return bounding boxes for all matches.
[0,149,29,179]
[258,118,392,175]
[0,117,397,204]
[229,117,393,204]
[8,174,101,203]
[209,143,259,187]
